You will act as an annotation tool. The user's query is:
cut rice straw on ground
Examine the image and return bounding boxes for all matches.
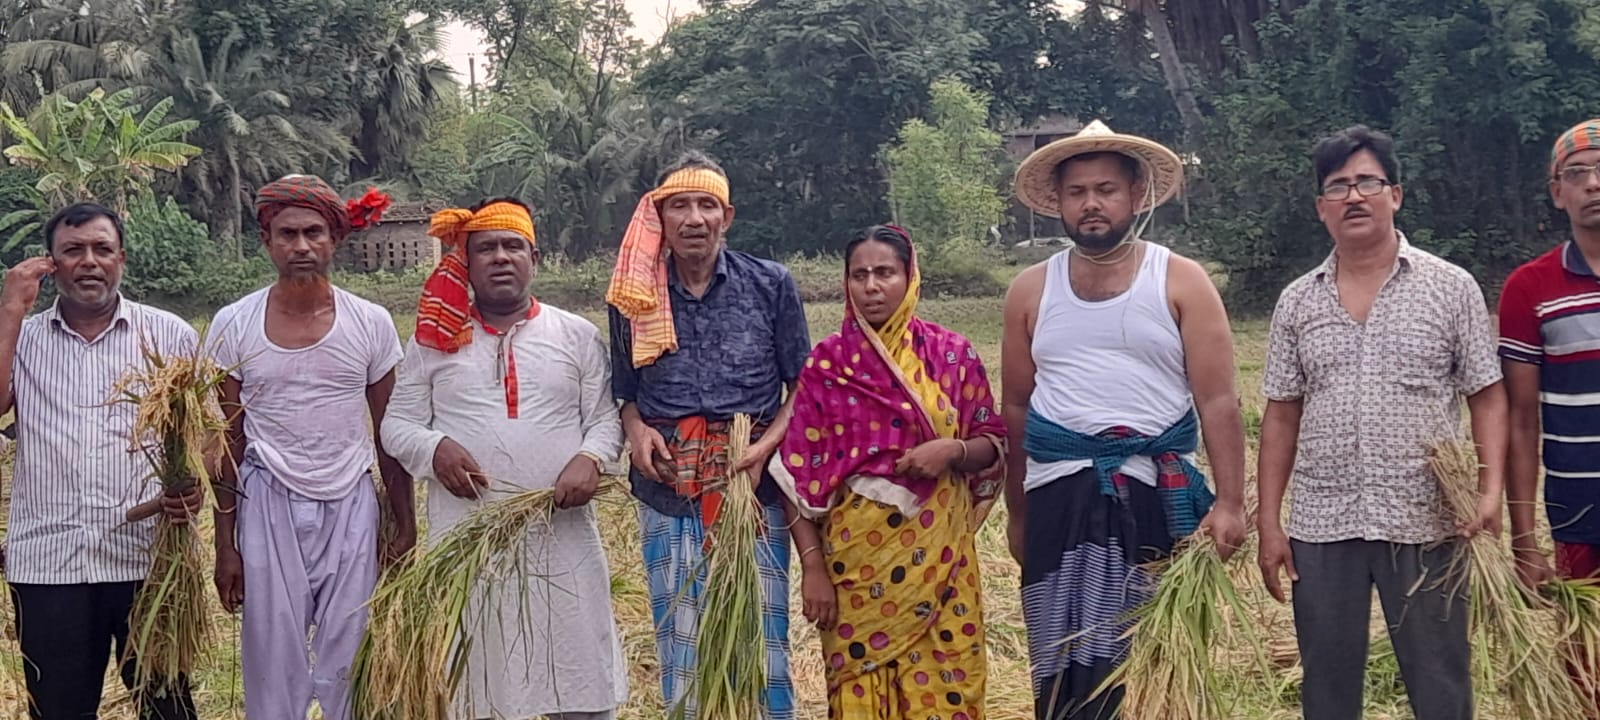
[350,478,627,720]
[1429,438,1586,720]
[112,335,231,700]
[1093,532,1267,720]
[674,413,766,720]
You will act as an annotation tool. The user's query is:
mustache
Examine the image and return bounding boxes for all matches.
[1344,207,1369,219]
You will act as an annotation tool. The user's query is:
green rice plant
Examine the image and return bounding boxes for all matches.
[675,413,767,719]
[112,333,231,701]
[1094,533,1267,719]
[349,478,626,719]
[1430,439,1587,720]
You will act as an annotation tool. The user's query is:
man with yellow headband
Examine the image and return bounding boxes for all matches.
[606,151,809,719]
[383,197,629,718]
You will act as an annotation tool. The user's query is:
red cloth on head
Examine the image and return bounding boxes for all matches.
[255,175,361,240]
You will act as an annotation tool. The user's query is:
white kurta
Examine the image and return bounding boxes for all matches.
[381,304,628,718]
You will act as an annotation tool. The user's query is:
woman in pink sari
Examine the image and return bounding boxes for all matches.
[772,225,1006,720]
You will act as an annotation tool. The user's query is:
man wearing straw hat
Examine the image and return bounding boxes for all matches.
[606,151,809,719]
[1502,120,1600,594]
[1257,126,1504,720]
[381,197,629,719]
[1003,121,1249,719]
[209,175,415,720]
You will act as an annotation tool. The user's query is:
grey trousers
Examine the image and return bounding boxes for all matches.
[1290,539,1472,720]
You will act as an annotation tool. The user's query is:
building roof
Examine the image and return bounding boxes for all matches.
[379,201,445,224]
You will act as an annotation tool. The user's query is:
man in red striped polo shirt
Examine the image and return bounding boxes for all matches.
[1501,118,1600,590]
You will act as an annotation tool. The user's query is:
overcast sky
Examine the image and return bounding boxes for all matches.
[436,1,700,84]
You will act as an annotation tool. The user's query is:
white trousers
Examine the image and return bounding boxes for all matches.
[238,455,378,720]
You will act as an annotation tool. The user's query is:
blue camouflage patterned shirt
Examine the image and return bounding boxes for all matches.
[609,248,811,516]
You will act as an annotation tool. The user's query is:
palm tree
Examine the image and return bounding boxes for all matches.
[145,29,353,254]
[476,80,659,257]
[0,0,168,109]
[348,15,457,181]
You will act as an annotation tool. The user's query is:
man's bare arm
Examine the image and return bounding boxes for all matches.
[1504,361,1542,549]
[1001,265,1044,563]
[366,370,417,549]
[1170,257,1247,513]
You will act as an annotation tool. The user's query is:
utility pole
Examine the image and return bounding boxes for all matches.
[468,54,479,110]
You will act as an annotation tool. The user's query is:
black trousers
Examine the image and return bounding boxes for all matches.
[10,582,198,720]
[1290,539,1472,720]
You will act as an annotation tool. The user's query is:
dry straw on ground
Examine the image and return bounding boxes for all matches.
[112,338,231,702]
[1430,437,1587,720]
[349,478,627,719]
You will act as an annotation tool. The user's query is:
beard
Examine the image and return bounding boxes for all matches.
[1065,213,1135,252]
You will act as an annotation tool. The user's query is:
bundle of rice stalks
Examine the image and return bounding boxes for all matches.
[1094,533,1266,719]
[350,478,625,719]
[1546,575,1600,707]
[1429,438,1586,720]
[675,413,766,720]
[112,336,231,699]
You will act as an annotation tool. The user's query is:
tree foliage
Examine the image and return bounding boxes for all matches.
[1190,0,1600,308]
[884,78,1006,260]
[0,87,199,213]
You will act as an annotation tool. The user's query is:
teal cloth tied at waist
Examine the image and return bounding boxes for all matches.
[1023,406,1215,540]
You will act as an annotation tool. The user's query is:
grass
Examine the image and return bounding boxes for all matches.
[0,296,1557,719]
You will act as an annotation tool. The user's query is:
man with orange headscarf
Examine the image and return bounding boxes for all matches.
[383,197,629,718]
[606,151,809,719]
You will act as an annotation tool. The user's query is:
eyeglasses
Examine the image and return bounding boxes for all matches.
[1319,178,1393,201]
[1557,165,1600,185]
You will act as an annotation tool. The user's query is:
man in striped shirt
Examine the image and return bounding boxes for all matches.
[0,203,201,718]
[1502,118,1600,589]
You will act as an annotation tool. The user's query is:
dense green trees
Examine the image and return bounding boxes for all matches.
[0,0,1592,311]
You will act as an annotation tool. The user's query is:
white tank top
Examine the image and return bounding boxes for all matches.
[1025,243,1194,491]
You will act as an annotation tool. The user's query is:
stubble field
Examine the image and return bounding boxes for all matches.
[0,296,1542,719]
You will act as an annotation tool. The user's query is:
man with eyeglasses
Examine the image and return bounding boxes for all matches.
[1256,125,1506,720]
[1500,120,1600,604]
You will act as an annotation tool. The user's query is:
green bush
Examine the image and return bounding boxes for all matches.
[123,196,273,313]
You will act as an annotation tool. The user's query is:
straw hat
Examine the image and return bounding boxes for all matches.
[1013,120,1184,218]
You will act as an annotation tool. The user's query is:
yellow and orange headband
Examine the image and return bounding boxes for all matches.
[427,201,537,249]
[415,201,537,354]
[649,168,731,207]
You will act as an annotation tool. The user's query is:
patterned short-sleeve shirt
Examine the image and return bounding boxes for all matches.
[1262,234,1502,544]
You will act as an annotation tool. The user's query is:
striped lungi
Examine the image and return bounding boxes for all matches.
[640,500,794,720]
[1021,467,1178,720]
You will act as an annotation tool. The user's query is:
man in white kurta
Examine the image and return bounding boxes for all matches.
[381,199,628,719]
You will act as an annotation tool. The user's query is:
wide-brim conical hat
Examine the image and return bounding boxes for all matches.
[1013,120,1183,218]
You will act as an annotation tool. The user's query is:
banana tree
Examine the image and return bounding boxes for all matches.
[0,87,201,215]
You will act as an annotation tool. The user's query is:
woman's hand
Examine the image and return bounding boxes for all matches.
[895,438,962,480]
[800,558,838,631]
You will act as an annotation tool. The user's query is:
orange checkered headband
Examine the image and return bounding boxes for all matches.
[1552,119,1600,178]
[415,200,538,353]
[605,167,732,368]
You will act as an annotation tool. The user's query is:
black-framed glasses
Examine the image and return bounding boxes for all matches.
[1319,178,1393,201]
[1558,165,1600,185]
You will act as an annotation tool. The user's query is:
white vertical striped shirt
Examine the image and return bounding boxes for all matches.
[7,296,199,584]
